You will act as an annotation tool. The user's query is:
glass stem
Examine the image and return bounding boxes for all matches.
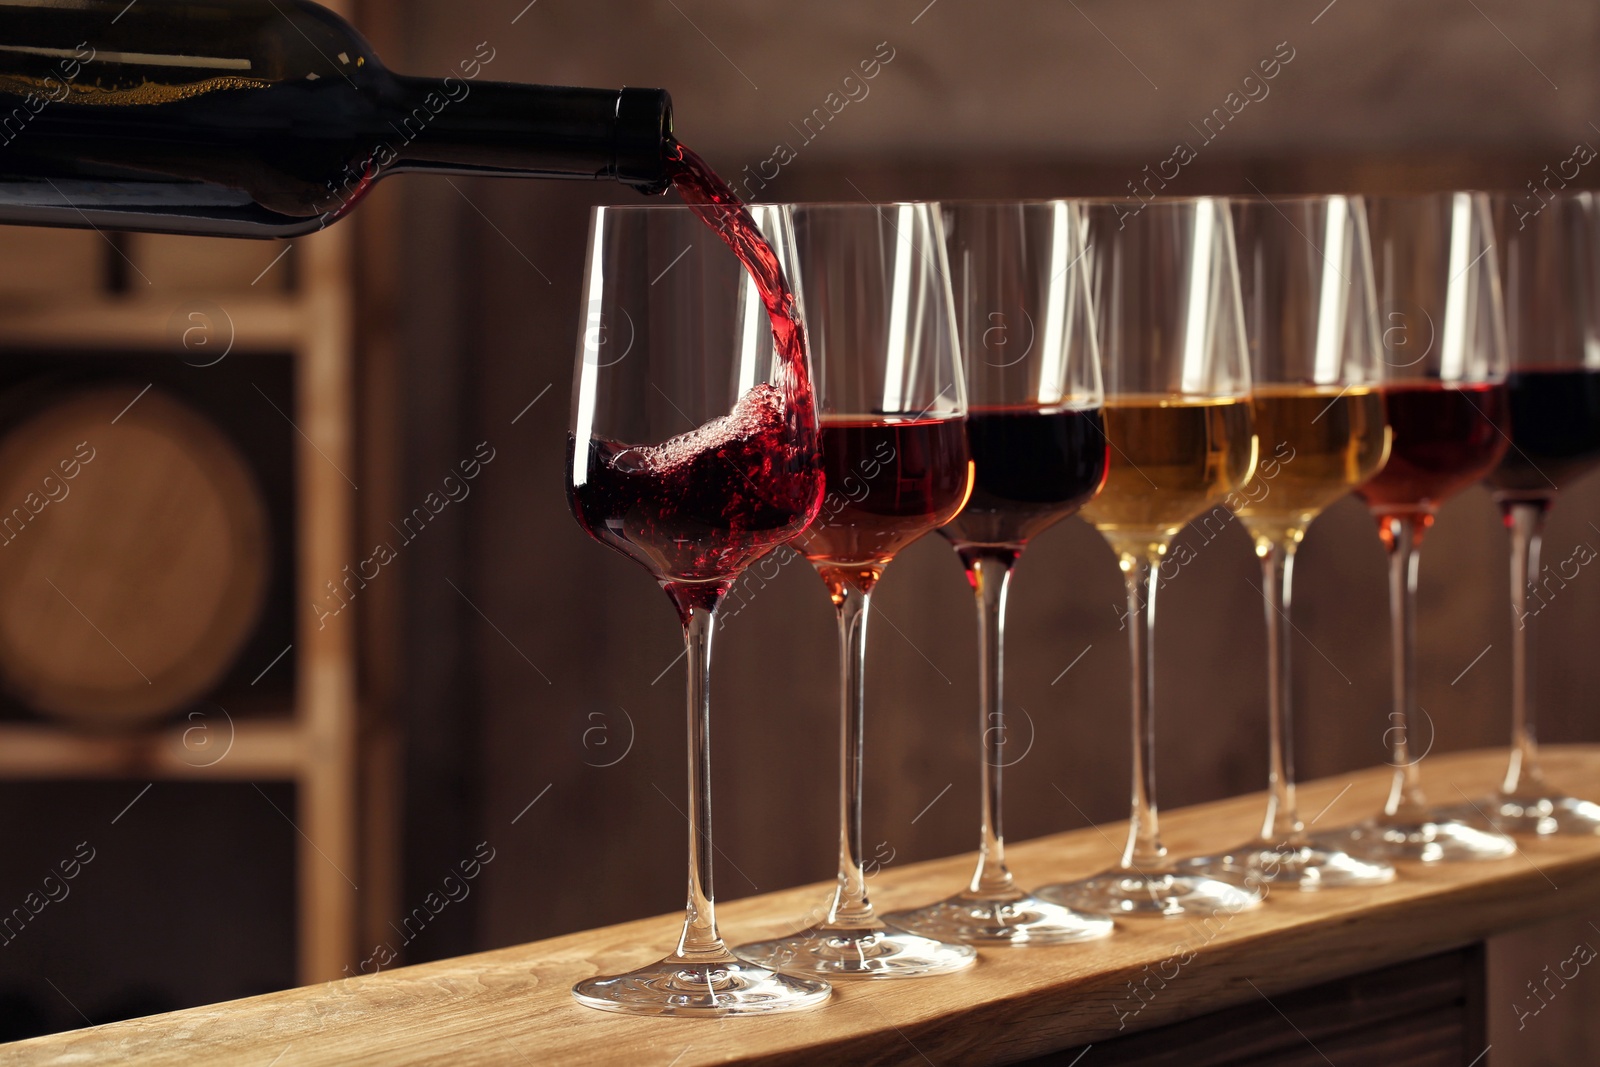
[1120,549,1167,871]
[674,599,730,961]
[1259,542,1306,846]
[966,550,1019,899]
[1502,499,1550,797]
[827,581,877,928]
[1381,515,1428,820]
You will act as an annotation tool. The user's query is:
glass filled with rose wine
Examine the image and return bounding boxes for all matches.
[884,200,1115,945]
[735,203,979,978]
[566,202,829,1015]
[1037,198,1262,917]
[1184,194,1395,889]
[1476,190,1600,835]
[1341,192,1516,862]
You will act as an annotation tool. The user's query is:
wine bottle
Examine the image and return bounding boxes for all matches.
[0,0,673,238]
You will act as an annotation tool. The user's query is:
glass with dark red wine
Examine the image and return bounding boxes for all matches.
[1473,191,1600,835]
[1340,192,1517,862]
[566,203,830,1015]
[882,201,1115,945]
[734,203,979,978]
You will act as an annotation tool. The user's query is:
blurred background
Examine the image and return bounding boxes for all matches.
[0,0,1596,1062]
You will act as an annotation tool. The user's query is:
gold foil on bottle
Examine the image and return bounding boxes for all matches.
[0,73,269,105]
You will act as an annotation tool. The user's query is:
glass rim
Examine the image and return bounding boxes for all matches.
[591,200,943,217]
[590,190,1571,217]
[1481,187,1593,205]
[1073,194,1231,208]
[936,197,1089,209]
[1236,189,1493,203]
[1359,189,1495,205]
[1227,192,1369,207]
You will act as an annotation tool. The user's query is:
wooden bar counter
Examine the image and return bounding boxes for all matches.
[10,747,1600,1065]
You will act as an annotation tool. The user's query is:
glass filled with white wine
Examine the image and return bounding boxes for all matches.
[1184,195,1396,889]
[1037,198,1262,917]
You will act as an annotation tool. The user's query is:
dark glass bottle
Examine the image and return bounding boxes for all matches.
[0,0,673,237]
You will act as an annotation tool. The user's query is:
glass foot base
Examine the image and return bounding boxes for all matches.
[1478,793,1600,836]
[1182,841,1395,890]
[1333,816,1516,863]
[572,954,831,1017]
[884,890,1114,946]
[1036,869,1263,918]
[572,953,825,1017]
[734,920,976,979]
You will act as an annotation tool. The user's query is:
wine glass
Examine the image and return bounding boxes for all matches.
[1342,192,1516,862]
[884,200,1115,945]
[1184,195,1395,888]
[734,203,979,977]
[1037,197,1264,917]
[565,203,830,1015]
[1477,191,1600,835]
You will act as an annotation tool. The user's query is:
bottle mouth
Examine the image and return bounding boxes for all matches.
[614,87,673,195]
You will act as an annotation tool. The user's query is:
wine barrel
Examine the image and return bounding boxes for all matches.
[0,384,270,729]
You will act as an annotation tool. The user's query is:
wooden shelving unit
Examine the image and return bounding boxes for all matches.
[0,219,365,985]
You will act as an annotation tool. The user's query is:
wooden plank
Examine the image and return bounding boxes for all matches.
[0,718,303,779]
[7,745,1598,1066]
[0,296,308,350]
[0,226,104,301]
[292,222,361,986]
[349,0,408,970]
[1029,946,1483,1065]
[129,233,296,295]
[1487,914,1596,1064]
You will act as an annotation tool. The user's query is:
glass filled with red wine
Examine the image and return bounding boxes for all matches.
[882,201,1115,945]
[1341,192,1517,862]
[1475,191,1600,835]
[566,203,829,1015]
[734,203,979,978]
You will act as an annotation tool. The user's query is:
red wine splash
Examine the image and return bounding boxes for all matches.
[665,138,815,430]
[568,141,824,618]
[568,383,821,588]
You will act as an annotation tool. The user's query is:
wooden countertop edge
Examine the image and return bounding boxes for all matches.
[818,858,1600,1067]
[8,745,1600,1066]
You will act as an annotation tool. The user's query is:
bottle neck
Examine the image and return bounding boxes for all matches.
[381,77,672,192]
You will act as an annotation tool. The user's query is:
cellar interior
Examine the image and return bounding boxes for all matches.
[0,1,1594,1063]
